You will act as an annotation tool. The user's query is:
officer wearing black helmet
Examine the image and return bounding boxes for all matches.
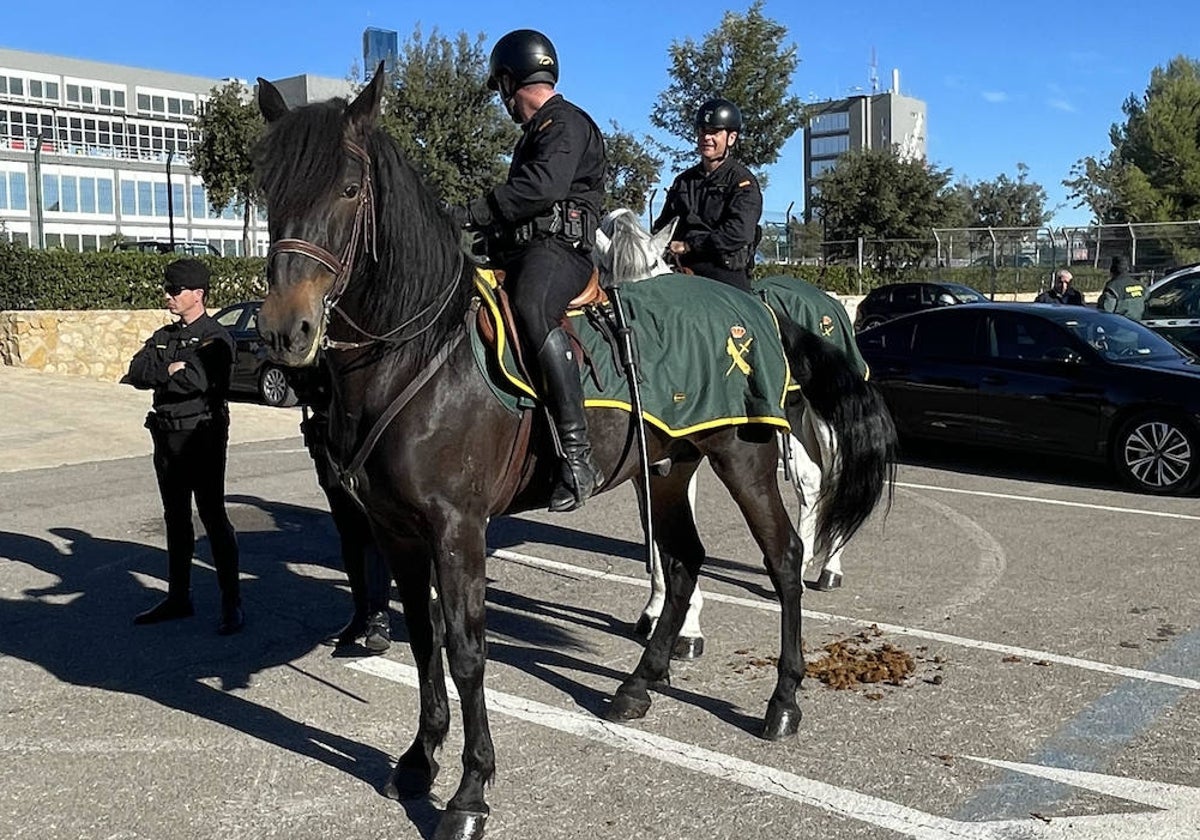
[652,98,763,291]
[126,259,243,634]
[455,29,606,512]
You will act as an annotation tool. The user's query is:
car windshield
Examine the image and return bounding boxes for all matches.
[1045,309,1184,362]
[942,284,987,303]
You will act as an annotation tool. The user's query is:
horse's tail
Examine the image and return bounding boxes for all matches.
[776,315,897,554]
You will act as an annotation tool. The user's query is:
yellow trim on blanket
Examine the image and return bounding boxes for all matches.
[584,398,791,437]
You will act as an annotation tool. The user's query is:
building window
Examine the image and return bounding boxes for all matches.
[810,111,849,134]
[60,175,78,212]
[46,81,59,101]
[10,77,24,97]
[137,180,152,216]
[810,135,850,157]
[191,184,207,219]
[0,174,6,209]
[97,178,113,214]
[42,174,60,212]
[9,172,27,210]
[137,93,151,112]
[810,158,838,179]
[120,179,136,215]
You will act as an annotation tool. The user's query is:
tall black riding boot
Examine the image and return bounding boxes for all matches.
[537,328,603,512]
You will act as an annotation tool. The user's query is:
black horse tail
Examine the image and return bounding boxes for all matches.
[776,315,897,555]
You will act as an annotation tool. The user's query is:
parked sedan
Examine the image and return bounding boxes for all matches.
[858,303,1200,494]
[854,282,987,331]
[1142,262,1200,356]
[213,300,299,407]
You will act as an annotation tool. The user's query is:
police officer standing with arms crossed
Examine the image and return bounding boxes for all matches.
[126,259,243,634]
[456,29,606,512]
[652,98,763,291]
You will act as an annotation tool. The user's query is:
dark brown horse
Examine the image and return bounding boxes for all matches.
[252,70,896,840]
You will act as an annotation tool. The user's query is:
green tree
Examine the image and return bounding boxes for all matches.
[811,149,957,271]
[1065,55,1200,223]
[960,163,1048,228]
[650,0,804,183]
[189,80,264,254]
[602,123,663,215]
[375,27,517,205]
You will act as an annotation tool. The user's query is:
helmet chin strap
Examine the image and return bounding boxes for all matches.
[500,77,523,123]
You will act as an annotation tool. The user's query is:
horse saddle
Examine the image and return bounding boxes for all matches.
[473,267,606,385]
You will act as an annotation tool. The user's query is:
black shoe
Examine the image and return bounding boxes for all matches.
[217,604,244,635]
[133,596,194,625]
[363,611,391,653]
[549,454,602,512]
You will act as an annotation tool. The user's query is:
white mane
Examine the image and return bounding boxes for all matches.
[593,208,677,286]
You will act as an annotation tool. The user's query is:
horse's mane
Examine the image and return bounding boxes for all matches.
[254,99,472,362]
[597,208,670,285]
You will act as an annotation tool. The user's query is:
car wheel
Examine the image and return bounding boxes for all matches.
[1113,412,1200,495]
[258,365,298,408]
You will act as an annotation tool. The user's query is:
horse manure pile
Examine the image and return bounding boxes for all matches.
[804,625,923,692]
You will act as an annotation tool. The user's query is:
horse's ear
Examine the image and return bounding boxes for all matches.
[650,217,678,257]
[257,78,289,123]
[347,63,387,131]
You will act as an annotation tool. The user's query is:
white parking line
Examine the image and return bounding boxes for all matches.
[490,548,1200,692]
[896,481,1200,521]
[349,657,1200,839]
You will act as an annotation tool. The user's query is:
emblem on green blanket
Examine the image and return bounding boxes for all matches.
[725,325,754,377]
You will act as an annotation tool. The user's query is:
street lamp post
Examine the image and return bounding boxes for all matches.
[166,149,176,249]
[31,131,50,250]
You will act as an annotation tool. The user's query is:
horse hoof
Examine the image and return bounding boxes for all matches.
[605,689,651,722]
[633,614,655,640]
[761,702,802,741]
[810,570,843,592]
[671,635,705,661]
[433,808,488,840]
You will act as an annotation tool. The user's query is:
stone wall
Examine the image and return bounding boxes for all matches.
[0,310,174,382]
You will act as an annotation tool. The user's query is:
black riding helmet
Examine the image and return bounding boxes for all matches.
[487,29,559,92]
[694,98,743,133]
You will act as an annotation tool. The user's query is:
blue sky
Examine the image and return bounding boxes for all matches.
[4,0,1196,226]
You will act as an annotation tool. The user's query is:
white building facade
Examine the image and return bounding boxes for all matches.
[0,48,350,256]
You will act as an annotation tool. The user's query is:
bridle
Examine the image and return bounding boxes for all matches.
[265,136,462,352]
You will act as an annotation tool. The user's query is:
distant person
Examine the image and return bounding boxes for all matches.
[126,259,242,634]
[1098,256,1145,320]
[1035,269,1084,305]
[651,98,763,292]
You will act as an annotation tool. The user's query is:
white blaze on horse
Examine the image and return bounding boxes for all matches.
[593,209,881,659]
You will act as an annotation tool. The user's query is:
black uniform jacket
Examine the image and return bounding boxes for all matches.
[127,313,235,422]
[487,93,605,236]
[652,157,762,270]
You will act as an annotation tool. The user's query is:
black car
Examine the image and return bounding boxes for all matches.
[854,282,987,331]
[858,303,1200,494]
[213,300,299,407]
[1142,262,1200,356]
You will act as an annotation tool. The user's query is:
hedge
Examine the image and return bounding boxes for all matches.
[0,243,266,310]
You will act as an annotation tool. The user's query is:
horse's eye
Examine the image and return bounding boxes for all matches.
[342,184,360,199]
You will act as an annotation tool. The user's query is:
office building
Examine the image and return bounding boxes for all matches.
[803,69,926,222]
[0,48,349,255]
[363,27,398,76]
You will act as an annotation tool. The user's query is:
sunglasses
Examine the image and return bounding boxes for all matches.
[162,285,196,296]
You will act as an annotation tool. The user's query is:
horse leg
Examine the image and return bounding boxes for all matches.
[379,535,448,801]
[802,412,844,592]
[710,439,805,741]
[637,475,705,660]
[609,467,703,722]
[430,518,494,840]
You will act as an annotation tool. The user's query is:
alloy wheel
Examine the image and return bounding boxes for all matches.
[1122,420,1193,491]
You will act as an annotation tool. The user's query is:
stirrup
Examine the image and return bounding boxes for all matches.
[549,455,602,512]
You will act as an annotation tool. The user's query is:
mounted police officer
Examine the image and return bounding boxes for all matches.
[126,259,242,634]
[456,29,606,512]
[652,98,763,292]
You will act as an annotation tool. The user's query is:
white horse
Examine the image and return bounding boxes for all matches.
[594,208,848,659]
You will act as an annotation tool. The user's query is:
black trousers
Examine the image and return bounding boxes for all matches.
[503,237,594,349]
[683,257,752,293]
[151,420,239,604]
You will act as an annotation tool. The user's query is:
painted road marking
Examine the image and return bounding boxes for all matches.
[896,481,1200,522]
[490,548,1200,692]
[350,657,1200,839]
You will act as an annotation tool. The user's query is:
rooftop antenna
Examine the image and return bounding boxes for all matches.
[869,47,879,93]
